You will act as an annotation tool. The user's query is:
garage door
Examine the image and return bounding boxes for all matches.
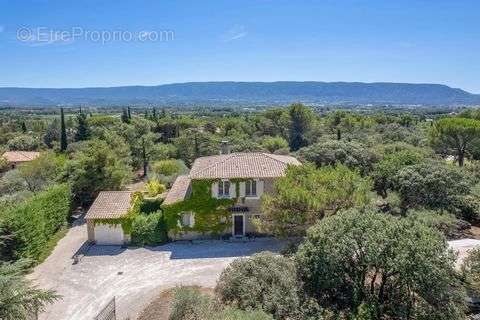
[94,224,125,245]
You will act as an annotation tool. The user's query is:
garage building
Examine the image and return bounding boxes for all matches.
[85,191,133,245]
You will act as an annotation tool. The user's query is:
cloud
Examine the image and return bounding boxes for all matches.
[222,25,247,42]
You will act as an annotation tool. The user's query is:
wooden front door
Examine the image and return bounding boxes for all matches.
[233,215,244,237]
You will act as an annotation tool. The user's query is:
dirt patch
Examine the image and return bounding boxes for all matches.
[137,287,214,320]
[467,225,480,240]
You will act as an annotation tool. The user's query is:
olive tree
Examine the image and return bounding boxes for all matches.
[215,252,300,319]
[394,161,477,218]
[296,209,466,319]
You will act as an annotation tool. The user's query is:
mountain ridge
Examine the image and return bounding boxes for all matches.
[0,81,479,107]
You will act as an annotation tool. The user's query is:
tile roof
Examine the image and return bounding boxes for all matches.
[189,152,301,179]
[163,175,191,205]
[2,151,40,163]
[85,191,133,219]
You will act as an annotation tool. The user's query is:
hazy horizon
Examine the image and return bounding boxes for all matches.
[1,1,479,92]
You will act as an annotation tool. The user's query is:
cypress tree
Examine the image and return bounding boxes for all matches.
[75,109,90,141]
[121,108,129,123]
[60,107,68,152]
[127,106,132,120]
[21,121,27,133]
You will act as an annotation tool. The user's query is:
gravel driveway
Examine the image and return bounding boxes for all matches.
[29,221,284,320]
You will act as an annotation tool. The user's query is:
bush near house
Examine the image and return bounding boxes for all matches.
[0,184,71,261]
[131,211,168,246]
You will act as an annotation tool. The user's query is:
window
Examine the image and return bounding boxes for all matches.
[181,212,195,228]
[245,180,257,197]
[218,180,230,197]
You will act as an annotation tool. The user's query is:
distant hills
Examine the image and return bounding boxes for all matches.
[0,81,479,107]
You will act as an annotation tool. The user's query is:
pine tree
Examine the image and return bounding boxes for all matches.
[60,108,68,152]
[74,109,90,141]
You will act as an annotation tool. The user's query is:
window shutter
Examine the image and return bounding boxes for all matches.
[230,181,236,198]
[190,213,195,227]
[257,179,264,196]
[239,182,246,197]
[212,181,218,198]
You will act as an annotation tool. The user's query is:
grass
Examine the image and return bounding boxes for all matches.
[36,226,68,264]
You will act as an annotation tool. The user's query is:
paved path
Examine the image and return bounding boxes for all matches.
[29,222,284,320]
[448,238,480,266]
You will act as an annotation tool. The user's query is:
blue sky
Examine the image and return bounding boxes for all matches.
[0,0,479,93]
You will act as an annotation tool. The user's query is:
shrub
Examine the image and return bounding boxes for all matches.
[262,136,288,153]
[406,209,459,238]
[131,211,168,246]
[169,287,273,320]
[296,209,466,319]
[145,179,166,197]
[215,252,300,319]
[169,287,214,320]
[461,248,480,293]
[0,184,71,261]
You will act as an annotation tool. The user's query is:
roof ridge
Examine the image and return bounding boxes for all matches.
[261,152,294,165]
[189,153,236,177]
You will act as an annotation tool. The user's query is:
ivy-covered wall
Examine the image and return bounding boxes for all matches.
[92,191,144,234]
[162,179,240,235]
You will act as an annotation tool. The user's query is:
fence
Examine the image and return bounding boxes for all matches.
[95,297,116,320]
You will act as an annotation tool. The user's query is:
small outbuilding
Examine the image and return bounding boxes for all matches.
[2,151,40,170]
[85,191,133,245]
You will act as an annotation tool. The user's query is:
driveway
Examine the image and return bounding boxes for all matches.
[29,221,285,320]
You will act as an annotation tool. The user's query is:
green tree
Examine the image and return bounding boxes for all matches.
[21,121,27,133]
[260,164,371,237]
[17,152,63,193]
[0,259,59,320]
[215,252,300,319]
[261,136,289,153]
[371,149,424,197]
[429,117,480,166]
[7,135,39,151]
[43,119,59,149]
[65,139,132,205]
[296,209,466,319]
[121,108,130,124]
[60,108,68,152]
[288,103,314,151]
[74,110,90,142]
[297,140,377,175]
[394,161,475,217]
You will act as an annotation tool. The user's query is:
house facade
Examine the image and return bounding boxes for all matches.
[163,152,301,239]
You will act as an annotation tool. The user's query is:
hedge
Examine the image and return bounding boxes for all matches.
[1,184,71,261]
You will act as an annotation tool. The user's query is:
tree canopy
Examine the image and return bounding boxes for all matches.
[296,209,466,319]
[260,164,372,237]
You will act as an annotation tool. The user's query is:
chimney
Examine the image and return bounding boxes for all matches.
[220,140,230,155]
